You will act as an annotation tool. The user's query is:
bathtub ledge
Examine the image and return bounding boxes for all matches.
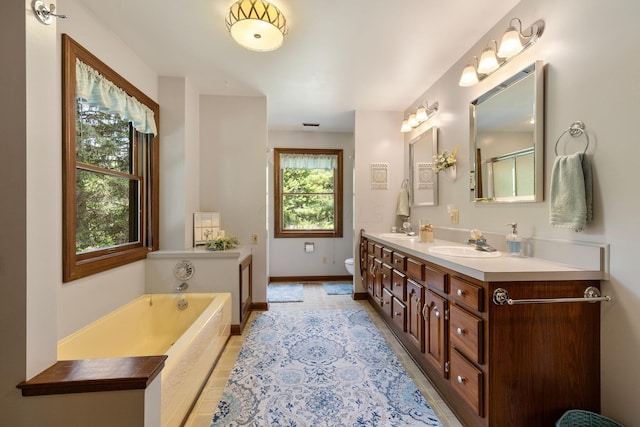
[17,355,167,396]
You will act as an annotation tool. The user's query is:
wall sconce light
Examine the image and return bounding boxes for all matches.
[459,17,544,87]
[401,101,439,133]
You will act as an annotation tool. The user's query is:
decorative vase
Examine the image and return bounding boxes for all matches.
[445,165,457,181]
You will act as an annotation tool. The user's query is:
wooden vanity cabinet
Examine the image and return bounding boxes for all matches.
[406,280,424,352]
[363,236,601,427]
[425,289,449,378]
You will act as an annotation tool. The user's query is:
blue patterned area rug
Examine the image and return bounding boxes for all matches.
[209,309,443,426]
[267,284,304,303]
[322,282,353,295]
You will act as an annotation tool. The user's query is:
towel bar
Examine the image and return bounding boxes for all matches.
[554,120,589,156]
[492,286,611,305]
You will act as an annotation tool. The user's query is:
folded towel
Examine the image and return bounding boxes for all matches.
[549,152,593,232]
[396,188,410,217]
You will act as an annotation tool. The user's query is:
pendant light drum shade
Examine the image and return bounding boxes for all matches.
[226,0,288,52]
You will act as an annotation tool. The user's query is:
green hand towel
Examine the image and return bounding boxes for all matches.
[396,188,410,217]
[549,152,592,232]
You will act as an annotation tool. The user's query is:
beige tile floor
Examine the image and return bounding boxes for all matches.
[184,283,463,427]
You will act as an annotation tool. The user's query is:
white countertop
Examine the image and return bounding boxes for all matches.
[364,232,603,282]
[148,246,251,259]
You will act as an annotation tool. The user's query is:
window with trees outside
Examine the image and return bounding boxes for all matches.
[274,148,343,238]
[62,35,159,282]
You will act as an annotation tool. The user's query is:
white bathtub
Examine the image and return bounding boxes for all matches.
[58,293,231,427]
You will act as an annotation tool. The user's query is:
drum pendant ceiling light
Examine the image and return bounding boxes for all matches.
[225,0,288,52]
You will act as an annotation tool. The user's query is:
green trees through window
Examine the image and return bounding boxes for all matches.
[274,148,343,238]
[75,106,140,253]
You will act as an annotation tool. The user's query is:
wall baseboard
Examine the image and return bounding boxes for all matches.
[269,275,353,283]
[352,292,368,300]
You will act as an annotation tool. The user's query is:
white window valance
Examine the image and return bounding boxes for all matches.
[75,59,157,136]
[280,153,337,170]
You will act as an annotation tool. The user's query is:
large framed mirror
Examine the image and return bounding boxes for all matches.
[410,127,438,206]
[470,61,544,203]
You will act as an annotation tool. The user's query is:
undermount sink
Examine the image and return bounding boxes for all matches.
[378,233,417,239]
[428,245,501,258]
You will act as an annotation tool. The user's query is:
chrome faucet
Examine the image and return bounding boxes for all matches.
[466,230,497,252]
[176,282,189,293]
[399,218,416,236]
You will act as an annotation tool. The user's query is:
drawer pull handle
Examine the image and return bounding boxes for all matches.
[434,309,440,318]
[457,375,466,384]
[421,303,428,320]
[395,282,402,287]
[456,327,465,336]
[456,289,465,297]
[394,312,401,316]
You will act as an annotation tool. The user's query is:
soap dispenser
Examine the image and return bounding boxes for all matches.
[505,223,522,256]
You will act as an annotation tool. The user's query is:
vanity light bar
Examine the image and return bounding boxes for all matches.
[400,101,439,133]
[459,18,545,87]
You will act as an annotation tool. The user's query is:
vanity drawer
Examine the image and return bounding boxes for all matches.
[382,288,393,318]
[392,253,406,271]
[374,244,383,259]
[450,349,484,417]
[381,248,393,265]
[391,270,406,301]
[392,297,407,332]
[450,304,483,364]
[367,241,376,255]
[425,265,448,294]
[380,263,393,290]
[407,258,425,283]
[450,276,484,312]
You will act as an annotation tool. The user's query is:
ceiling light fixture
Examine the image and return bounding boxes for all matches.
[401,101,439,133]
[225,0,288,52]
[459,17,544,87]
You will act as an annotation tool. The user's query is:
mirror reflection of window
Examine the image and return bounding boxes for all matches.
[469,61,544,203]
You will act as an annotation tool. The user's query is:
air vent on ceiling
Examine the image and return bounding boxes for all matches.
[302,123,320,127]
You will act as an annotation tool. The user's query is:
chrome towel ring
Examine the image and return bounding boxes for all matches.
[554,120,589,156]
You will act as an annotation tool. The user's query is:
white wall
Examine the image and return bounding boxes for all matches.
[159,76,201,249]
[268,130,355,277]
[199,95,268,303]
[400,0,640,424]
[353,111,405,291]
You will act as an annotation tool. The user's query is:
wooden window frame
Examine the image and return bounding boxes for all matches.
[274,148,343,238]
[62,34,159,282]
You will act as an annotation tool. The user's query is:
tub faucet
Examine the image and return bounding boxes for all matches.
[176,282,189,293]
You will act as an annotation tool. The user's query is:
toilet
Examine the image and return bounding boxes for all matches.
[344,258,355,275]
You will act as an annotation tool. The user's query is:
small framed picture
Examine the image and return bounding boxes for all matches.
[370,162,389,189]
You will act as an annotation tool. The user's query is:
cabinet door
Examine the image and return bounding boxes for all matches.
[366,254,376,297]
[407,280,425,352]
[380,263,393,292]
[425,290,449,378]
[373,259,384,305]
[391,270,406,301]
